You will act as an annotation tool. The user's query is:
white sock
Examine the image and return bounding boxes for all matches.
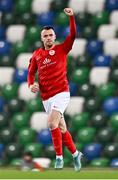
[56,155,63,160]
[72,150,79,158]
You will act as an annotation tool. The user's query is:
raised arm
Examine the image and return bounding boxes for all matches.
[64,8,76,38]
[62,8,76,53]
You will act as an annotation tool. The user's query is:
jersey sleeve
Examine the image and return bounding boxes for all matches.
[27,51,38,87]
[61,15,76,54]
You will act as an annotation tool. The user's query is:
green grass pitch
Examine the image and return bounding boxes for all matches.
[0,168,118,179]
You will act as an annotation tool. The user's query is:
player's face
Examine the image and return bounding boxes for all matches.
[41,29,56,48]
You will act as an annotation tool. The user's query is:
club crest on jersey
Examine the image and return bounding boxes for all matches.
[49,50,55,56]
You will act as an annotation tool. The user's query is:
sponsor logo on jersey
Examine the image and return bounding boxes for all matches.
[41,58,56,69]
[43,58,51,64]
[49,50,55,56]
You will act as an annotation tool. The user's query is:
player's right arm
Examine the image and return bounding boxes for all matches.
[27,52,39,93]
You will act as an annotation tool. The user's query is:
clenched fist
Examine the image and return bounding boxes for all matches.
[64,8,74,16]
[29,83,39,93]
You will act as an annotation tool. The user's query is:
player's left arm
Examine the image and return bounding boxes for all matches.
[62,8,77,53]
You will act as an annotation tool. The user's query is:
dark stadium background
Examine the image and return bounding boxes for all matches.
[0,0,118,174]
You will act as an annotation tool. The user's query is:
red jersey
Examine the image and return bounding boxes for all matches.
[27,16,76,100]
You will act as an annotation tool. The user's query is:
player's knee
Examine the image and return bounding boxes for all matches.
[48,116,58,129]
[48,110,60,130]
[48,119,58,130]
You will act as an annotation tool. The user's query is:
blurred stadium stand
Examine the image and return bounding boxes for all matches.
[0,0,118,168]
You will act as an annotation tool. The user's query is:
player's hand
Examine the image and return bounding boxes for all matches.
[29,83,39,93]
[64,8,73,16]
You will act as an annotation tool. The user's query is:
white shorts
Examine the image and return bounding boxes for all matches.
[42,92,70,115]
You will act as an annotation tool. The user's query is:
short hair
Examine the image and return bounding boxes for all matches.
[42,26,54,31]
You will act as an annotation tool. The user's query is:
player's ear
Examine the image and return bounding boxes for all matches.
[41,35,43,42]
[41,31,44,42]
[54,34,56,40]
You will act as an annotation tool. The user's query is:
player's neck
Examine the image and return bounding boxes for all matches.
[44,44,55,50]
